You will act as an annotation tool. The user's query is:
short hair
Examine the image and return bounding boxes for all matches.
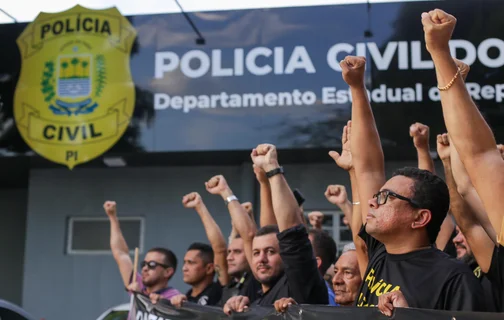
[309,229,337,272]
[255,225,279,237]
[187,242,214,265]
[392,167,450,244]
[147,247,178,271]
[342,242,356,253]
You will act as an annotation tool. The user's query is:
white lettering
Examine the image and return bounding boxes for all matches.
[428,86,440,101]
[302,91,317,104]
[322,87,336,104]
[411,41,433,69]
[246,47,272,76]
[398,41,409,70]
[212,50,233,76]
[478,38,504,68]
[496,84,504,102]
[285,46,316,74]
[154,93,169,110]
[327,43,354,72]
[371,85,387,103]
[183,95,197,113]
[171,96,183,110]
[336,89,349,104]
[234,49,244,76]
[243,93,264,107]
[274,47,284,74]
[180,50,210,78]
[278,92,292,105]
[154,52,179,79]
[367,42,398,71]
[449,40,477,66]
[481,85,495,100]
[265,93,278,106]
[356,43,366,58]
[466,83,481,100]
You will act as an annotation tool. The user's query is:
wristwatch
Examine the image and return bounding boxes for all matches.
[266,166,284,178]
[225,195,239,206]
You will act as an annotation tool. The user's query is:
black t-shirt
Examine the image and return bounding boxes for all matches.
[186,282,222,306]
[484,244,504,312]
[470,262,499,312]
[218,272,261,306]
[357,225,486,311]
[251,224,328,306]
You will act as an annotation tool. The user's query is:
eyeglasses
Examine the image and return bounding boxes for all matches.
[373,190,420,208]
[141,260,171,270]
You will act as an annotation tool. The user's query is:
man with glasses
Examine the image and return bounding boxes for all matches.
[340,55,485,313]
[103,201,181,301]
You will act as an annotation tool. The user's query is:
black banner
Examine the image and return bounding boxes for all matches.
[130,293,502,320]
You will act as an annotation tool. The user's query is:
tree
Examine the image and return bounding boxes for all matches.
[61,61,68,78]
[71,57,79,78]
[81,60,89,77]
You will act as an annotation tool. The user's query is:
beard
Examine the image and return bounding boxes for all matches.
[459,252,476,266]
[256,269,284,286]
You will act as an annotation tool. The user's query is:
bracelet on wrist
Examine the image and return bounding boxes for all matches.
[265,166,284,178]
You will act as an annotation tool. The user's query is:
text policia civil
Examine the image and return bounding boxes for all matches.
[153,38,504,112]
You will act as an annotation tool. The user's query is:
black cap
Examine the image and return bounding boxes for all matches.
[293,189,305,206]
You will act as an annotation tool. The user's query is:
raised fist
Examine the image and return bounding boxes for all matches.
[421,9,457,54]
[253,164,269,184]
[103,201,117,217]
[205,175,229,195]
[324,185,348,206]
[308,211,324,230]
[182,192,203,209]
[251,144,279,172]
[329,120,353,171]
[409,122,430,149]
[340,56,366,88]
[436,133,451,161]
[453,58,470,81]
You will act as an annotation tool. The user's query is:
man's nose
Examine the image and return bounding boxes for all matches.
[369,196,379,209]
[332,272,344,285]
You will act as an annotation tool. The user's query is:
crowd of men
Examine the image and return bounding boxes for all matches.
[104,9,503,316]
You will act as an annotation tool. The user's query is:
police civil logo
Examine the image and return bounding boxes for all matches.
[14,5,136,169]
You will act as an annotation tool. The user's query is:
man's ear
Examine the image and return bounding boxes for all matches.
[411,209,432,229]
[206,262,215,276]
[164,267,175,279]
[316,256,322,269]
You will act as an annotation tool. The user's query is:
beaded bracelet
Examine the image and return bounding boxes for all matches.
[438,67,461,91]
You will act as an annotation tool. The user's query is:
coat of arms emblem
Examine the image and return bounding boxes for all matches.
[14,5,137,169]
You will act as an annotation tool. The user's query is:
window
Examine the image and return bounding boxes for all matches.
[66,217,144,255]
[306,210,351,255]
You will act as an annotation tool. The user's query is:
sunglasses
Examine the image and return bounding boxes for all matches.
[141,260,171,270]
[373,189,420,208]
